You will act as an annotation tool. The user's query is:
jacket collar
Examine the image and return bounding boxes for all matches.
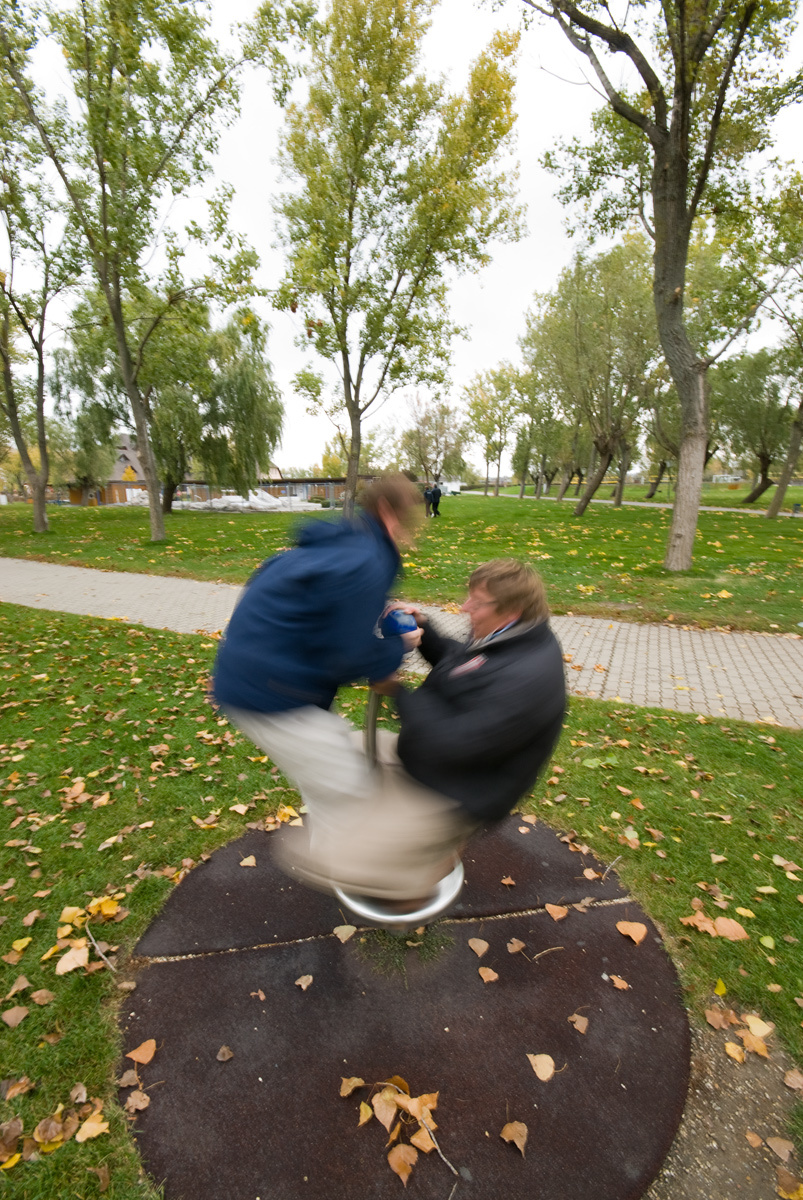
[469,617,550,652]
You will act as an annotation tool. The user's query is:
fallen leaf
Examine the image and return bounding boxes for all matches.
[478,967,499,983]
[680,910,717,936]
[611,975,630,990]
[75,1111,109,1143]
[768,983,783,993]
[583,868,601,880]
[616,921,648,945]
[87,1164,110,1192]
[743,1014,774,1039]
[4,975,30,1000]
[295,975,313,991]
[745,1130,763,1148]
[507,938,526,954]
[714,978,727,996]
[117,1069,139,1088]
[526,1053,555,1081]
[216,1045,234,1062]
[358,1101,373,1126]
[500,1120,528,1156]
[410,1124,436,1153]
[250,988,266,1001]
[372,1086,400,1132]
[1,1006,28,1028]
[501,876,516,886]
[239,855,256,868]
[70,1083,88,1104]
[776,1165,803,1199]
[713,917,749,941]
[767,1137,794,1163]
[388,1143,417,1187]
[126,1039,156,1065]
[124,1089,150,1112]
[229,803,249,815]
[783,1069,803,1091]
[705,1007,739,1030]
[333,925,356,943]
[30,989,55,1006]
[340,1076,365,1097]
[737,1029,769,1058]
[468,938,489,958]
[55,944,89,975]
[725,1042,745,1063]
[1,1077,35,1100]
[711,854,727,864]
[545,904,568,921]
[568,1012,588,1034]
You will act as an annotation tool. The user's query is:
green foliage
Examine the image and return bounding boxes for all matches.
[275,0,521,506]
[714,349,792,481]
[463,363,519,489]
[397,394,466,482]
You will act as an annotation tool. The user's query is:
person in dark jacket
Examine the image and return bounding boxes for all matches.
[213,476,425,896]
[430,483,442,517]
[423,485,433,518]
[378,558,566,827]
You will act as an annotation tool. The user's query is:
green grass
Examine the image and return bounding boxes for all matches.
[1,604,801,1195]
[494,481,803,511]
[2,497,803,632]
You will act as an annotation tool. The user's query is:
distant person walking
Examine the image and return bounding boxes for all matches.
[423,485,433,518]
[431,483,442,517]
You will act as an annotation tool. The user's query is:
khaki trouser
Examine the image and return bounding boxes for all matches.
[224,705,474,900]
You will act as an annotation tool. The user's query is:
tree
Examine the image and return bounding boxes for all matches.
[398,393,465,483]
[528,0,796,566]
[463,365,519,495]
[0,0,303,539]
[714,349,791,504]
[0,73,82,531]
[275,0,520,516]
[521,237,659,516]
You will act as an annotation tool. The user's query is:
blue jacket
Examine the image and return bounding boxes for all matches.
[213,513,406,714]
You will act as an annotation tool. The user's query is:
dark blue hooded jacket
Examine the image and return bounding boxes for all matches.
[213,513,405,714]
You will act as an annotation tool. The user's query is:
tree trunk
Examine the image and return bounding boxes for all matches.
[534,471,542,500]
[645,460,666,500]
[742,454,774,504]
[484,462,489,495]
[543,470,557,495]
[162,479,178,514]
[765,400,803,518]
[343,406,361,519]
[31,477,48,531]
[613,445,631,507]
[518,475,526,498]
[574,449,613,516]
[80,484,89,506]
[494,458,501,496]
[573,469,584,496]
[556,469,572,502]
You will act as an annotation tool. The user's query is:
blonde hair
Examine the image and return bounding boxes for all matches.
[358,474,423,527]
[469,558,549,623]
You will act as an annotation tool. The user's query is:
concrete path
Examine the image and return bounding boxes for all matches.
[466,490,801,516]
[3,556,803,728]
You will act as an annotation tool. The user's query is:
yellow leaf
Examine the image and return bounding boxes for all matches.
[526,1053,555,1081]
[340,1076,365,1097]
[743,1014,774,1039]
[333,925,356,943]
[714,978,727,996]
[126,1038,157,1065]
[229,803,249,815]
[725,1042,745,1063]
[500,1120,528,1156]
[239,855,256,868]
[74,1112,109,1143]
[59,906,85,924]
[55,945,89,975]
[11,938,31,953]
[616,921,648,945]
[358,1101,373,1126]
[40,944,60,962]
[0,1154,21,1170]
[387,1143,417,1187]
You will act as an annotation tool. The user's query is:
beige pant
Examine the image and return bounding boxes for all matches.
[224,705,474,900]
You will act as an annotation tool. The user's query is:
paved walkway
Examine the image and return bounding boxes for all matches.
[3,557,803,728]
[465,490,802,516]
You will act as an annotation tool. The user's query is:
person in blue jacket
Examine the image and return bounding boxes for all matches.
[213,475,424,892]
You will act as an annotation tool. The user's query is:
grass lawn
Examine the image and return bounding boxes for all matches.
[495,481,803,511]
[1,604,802,1195]
[1,496,803,632]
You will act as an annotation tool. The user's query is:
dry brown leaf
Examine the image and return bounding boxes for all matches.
[545,904,568,921]
[295,975,313,991]
[478,966,499,983]
[725,1042,745,1063]
[745,1130,763,1148]
[75,1112,109,1143]
[333,925,356,943]
[743,1014,774,1039]
[55,944,89,975]
[358,1101,373,1126]
[4,975,30,1000]
[117,1069,139,1088]
[468,938,489,958]
[776,1165,803,1199]
[680,910,718,936]
[767,1138,795,1163]
[340,1076,365,1097]
[501,876,516,886]
[70,1083,88,1105]
[737,1029,769,1058]
[526,1053,555,1081]
[372,1086,400,1132]
[500,1120,528,1156]
[783,1068,803,1091]
[124,1089,150,1112]
[388,1143,417,1188]
[386,1120,401,1147]
[507,938,526,954]
[611,975,629,990]
[410,1124,436,1154]
[216,1045,234,1062]
[126,1039,156,1065]
[30,989,54,1006]
[239,855,256,867]
[616,920,648,945]
[2,1077,35,1101]
[87,1164,110,1192]
[568,1012,589,1034]
[385,1076,410,1095]
[713,916,749,941]
[1,1006,28,1029]
[33,1114,63,1146]
[583,867,601,880]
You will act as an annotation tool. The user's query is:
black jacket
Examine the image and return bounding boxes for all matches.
[395,619,566,822]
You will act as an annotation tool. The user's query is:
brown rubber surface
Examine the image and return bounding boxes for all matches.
[122,818,689,1200]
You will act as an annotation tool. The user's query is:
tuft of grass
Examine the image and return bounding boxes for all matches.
[2,495,802,630]
[356,925,454,979]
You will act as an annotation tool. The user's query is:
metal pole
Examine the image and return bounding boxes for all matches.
[364,690,380,766]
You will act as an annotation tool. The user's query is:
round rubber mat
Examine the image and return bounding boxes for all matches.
[121,817,690,1200]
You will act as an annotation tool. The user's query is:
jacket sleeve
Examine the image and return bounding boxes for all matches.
[395,666,559,770]
[418,623,466,667]
[322,559,405,683]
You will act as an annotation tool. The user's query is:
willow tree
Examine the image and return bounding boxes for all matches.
[526,0,796,567]
[275,0,521,516]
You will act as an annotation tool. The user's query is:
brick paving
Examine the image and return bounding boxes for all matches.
[3,556,802,728]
